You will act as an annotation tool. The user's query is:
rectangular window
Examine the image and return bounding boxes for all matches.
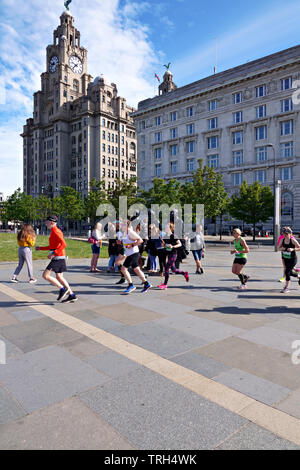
[256,105,266,119]
[141,150,145,161]
[170,161,177,174]
[255,125,267,140]
[141,135,145,145]
[140,120,145,130]
[208,154,219,169]
[186,123,195,135]
[208,100,218,111]
[187,159,195,171]
[232,172,243,186]
[187,106,194,117]
[280,142,294,158]
[232,131,243,145]
[208,136,219,149]
[256,85,266,97]
[187,141,195,153]
[155,148,162,159]
[208,117,218,130]
[170,111,178,122]
[155,132,162,143]
[170,145,177,156]
[102,144,105,152]
[280,167,293,180]
[256,146,268,162]
[233,111,243,124]
[280,120,294,136]
[233,92,242,104]
[281,99,293,113]
[170,128,178,139]
[155,116,162,126]
[232,150,244,166]
[155,164,162,177]
[281,77,292,90]
[255,170,267,183]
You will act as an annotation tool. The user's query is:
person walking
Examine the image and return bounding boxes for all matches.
[11,224,37,284]
[158,223,189,290]
[278,227,300,293]
[120,220,152,294]
[231,228,250,290]
[190,224,205,274]
[90,222,102,272]
[36,216,77,303]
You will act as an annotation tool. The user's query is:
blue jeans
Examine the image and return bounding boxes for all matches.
[108,254,118,270]
[148,253,157,270]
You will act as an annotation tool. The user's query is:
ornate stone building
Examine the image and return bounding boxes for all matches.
[22,10,137,198]
[133,46,300,231]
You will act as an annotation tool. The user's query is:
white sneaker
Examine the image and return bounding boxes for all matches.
[29,278,37,284]
[11,277,18,283]
[238,284,247,290]
[281,287,290,293]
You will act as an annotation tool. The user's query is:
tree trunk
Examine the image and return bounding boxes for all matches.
[219,214,223,241]
[253,222,256,241]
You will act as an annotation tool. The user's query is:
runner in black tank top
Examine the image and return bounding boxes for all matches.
[278,227,300,293]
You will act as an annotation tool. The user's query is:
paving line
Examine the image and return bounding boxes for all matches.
[0,283,300,447]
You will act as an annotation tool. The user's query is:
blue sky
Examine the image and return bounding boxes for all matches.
[1,0,300,197]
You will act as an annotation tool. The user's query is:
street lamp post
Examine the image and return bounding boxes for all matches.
[267,143,280,252]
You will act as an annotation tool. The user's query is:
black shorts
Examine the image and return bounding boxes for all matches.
[123,253,140,269]
[233,257,247,265]
[46,258,67,273]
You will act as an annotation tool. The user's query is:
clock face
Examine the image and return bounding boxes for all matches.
[69,55,83,74]
[49,56,59,73]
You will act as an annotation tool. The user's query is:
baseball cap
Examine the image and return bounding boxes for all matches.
[46,215,58,223]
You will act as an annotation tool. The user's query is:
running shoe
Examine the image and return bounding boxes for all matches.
[116,277,126,285]
[184,272,189,282]
[123,285,136,294]
[141,282,152,293]
[11,277,18,283]
[279,277,285,283]
[61,293,78,303]
[57,287,68,301]
[244,275,250,284]
[195,270,201,275]
[141,274,148,285]
[281,287,290,293]
[158,284,168,290]
[29,278,37,284]
[238,284,247,290]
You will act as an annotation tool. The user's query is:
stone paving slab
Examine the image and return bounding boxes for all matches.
[170,351,230,378]
[237,326,300,354]
[79,367,246,450]
[0,384,26,425]
[110,322,207,358]
[156,313,243,342]
[87,350,142,378]
[0,345,110,413]
[214,368,291,405]
[61,336,108,361]
[197,337,300,391]
[276,388,300,419]
[189,307,274,330]
[216,422,300,450]
[0,397,135,450]
[93,302,165,325]
[0,334,23,361]
[0,308,19,327]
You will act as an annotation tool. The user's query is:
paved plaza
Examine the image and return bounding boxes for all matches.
[0,246,300,450]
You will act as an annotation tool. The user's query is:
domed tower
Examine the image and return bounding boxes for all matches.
[159,69,177,95]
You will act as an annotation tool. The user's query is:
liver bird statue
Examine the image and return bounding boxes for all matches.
[64,0,72,11]
[164,62,171,71]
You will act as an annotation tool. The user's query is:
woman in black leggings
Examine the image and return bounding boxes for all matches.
[278,227,300,293]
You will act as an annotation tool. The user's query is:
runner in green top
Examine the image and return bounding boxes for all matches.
[231,228,250,290]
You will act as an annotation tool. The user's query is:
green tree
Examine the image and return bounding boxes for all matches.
[55,186,84,234]
[34,194,53,226]
[5,189,35,225]
[142,178,182,207]
[84,178,107,226]
[109,177,142,216]
[188,160,230,228]
[229,181,274,241]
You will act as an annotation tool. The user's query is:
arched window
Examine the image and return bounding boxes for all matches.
[281,192,293,220]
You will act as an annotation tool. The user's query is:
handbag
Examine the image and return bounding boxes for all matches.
[88,236,98,245]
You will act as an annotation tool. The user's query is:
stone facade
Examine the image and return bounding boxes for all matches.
[22,10,137,199]
[133,45,300,231]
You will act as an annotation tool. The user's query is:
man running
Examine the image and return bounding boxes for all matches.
[36,216,77,303]
[231,228,250,290]
[120,220,152,294]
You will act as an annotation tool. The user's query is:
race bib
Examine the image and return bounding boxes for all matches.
[282,252,292,259]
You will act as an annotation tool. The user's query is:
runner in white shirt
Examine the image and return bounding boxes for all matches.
[120,220,152,294]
